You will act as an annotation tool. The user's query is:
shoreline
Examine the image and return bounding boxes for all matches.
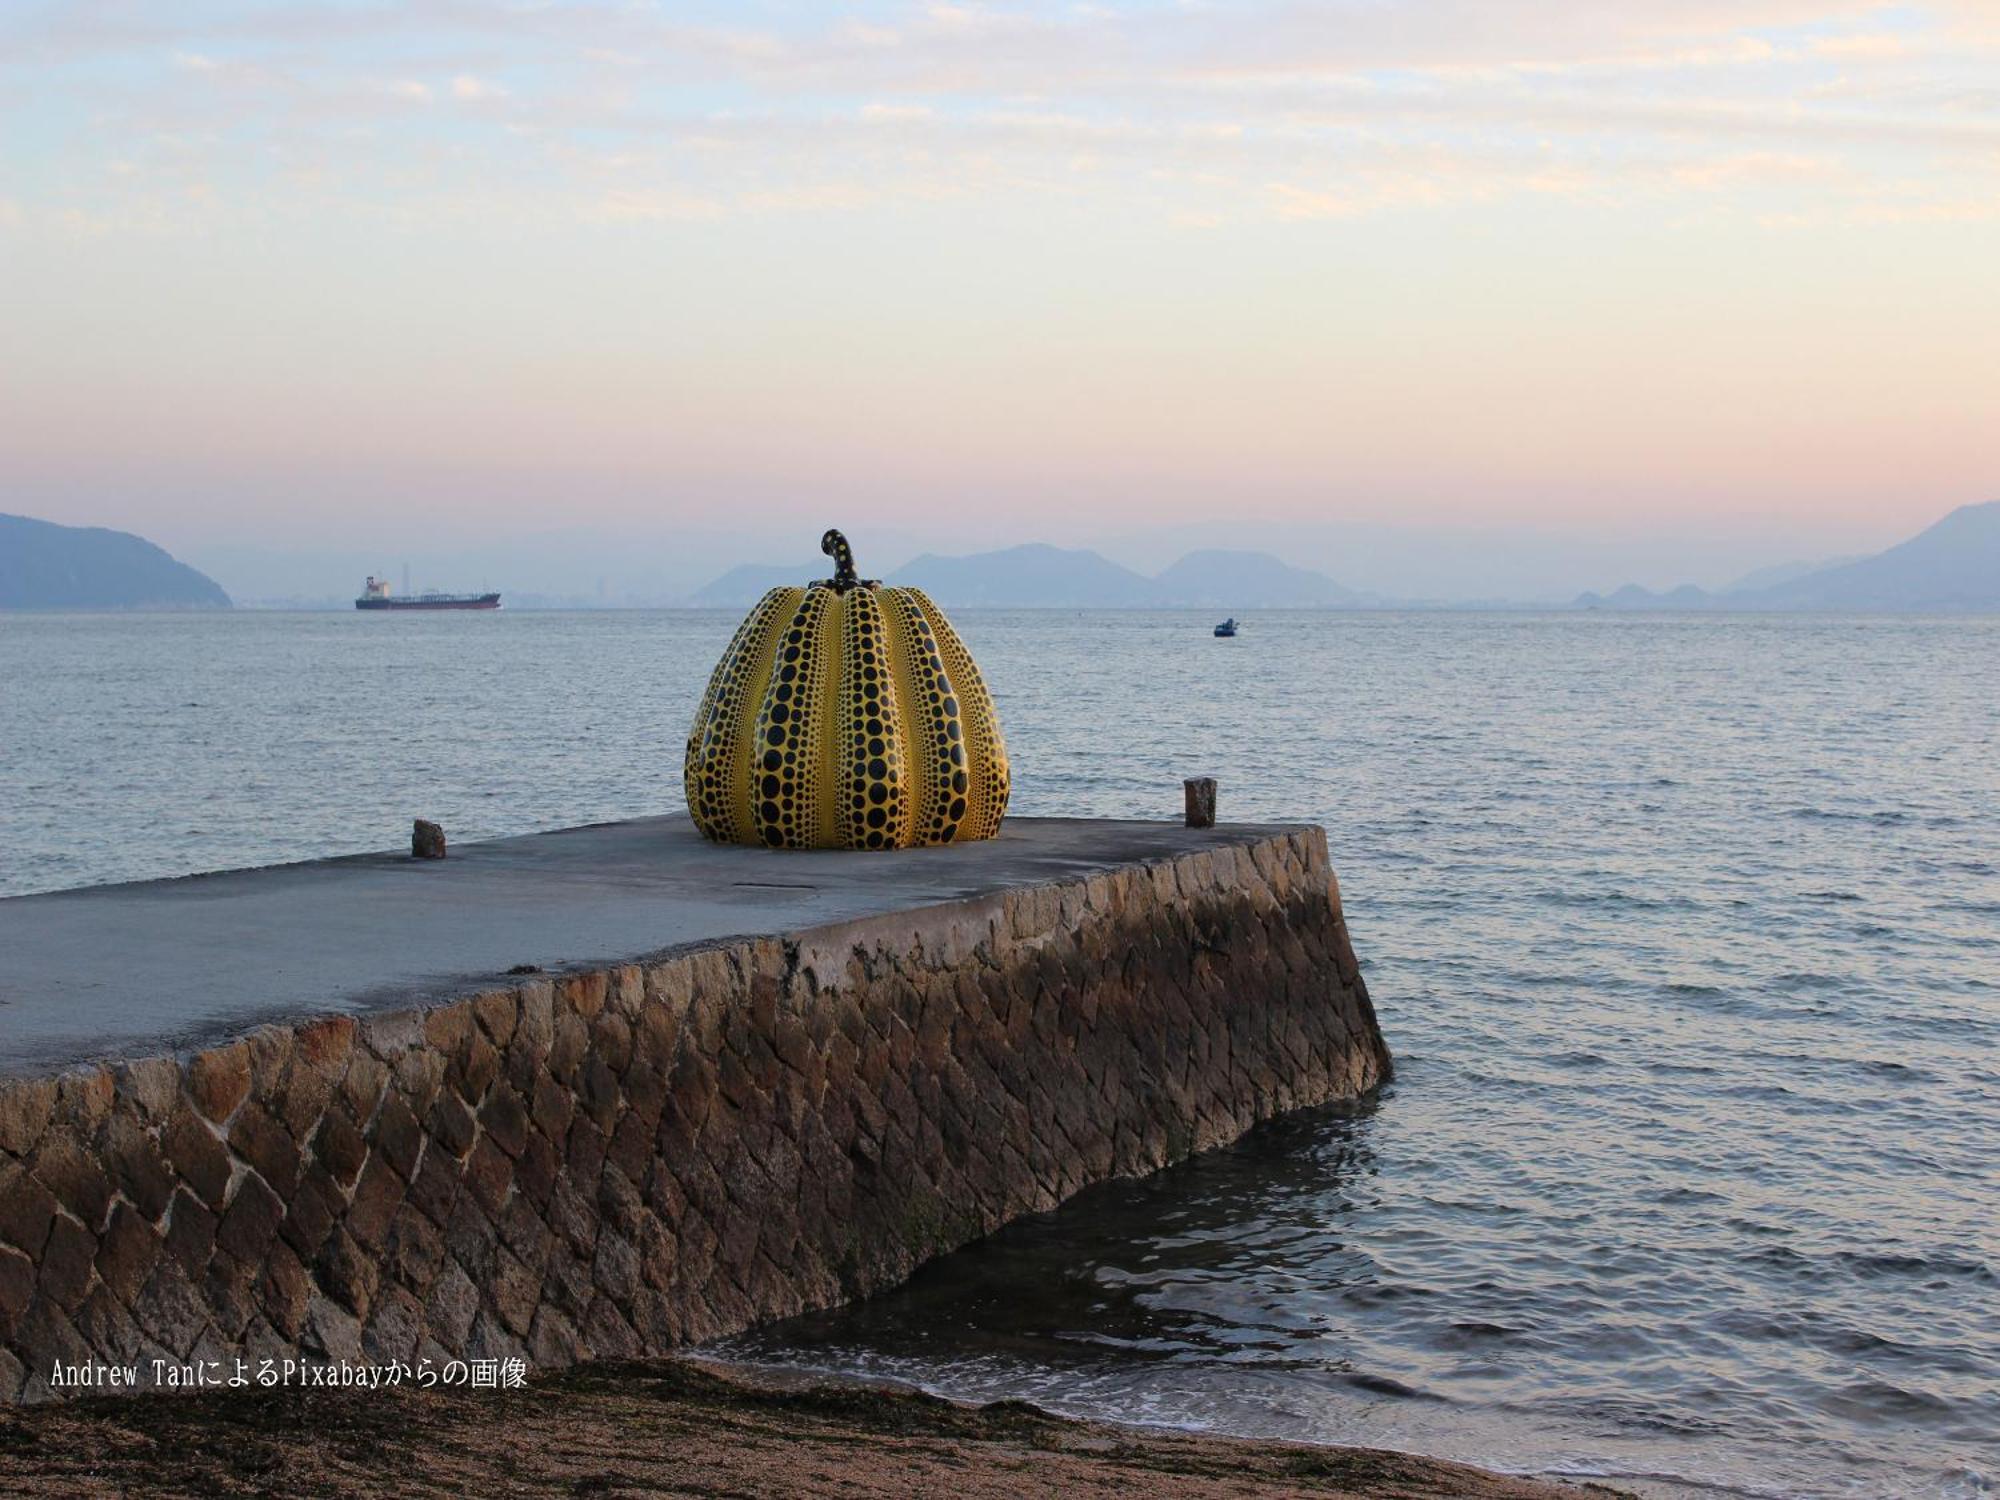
[0,1355,1635,1498]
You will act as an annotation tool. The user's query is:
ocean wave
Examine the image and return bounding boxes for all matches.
[1343,1371,1445,1400]
[1787,806,1915,824]
[1835,1251,1996,1286]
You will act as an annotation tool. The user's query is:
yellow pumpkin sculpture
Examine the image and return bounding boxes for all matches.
[684,530,1010,849]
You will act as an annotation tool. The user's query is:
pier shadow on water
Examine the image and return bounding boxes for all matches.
[715,1076,1994,1500]
[732,1099,1396,1376]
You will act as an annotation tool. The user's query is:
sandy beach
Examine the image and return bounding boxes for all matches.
[0,1357,1632,1499]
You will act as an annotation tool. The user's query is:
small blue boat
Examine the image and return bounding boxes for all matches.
[1213,617,1238,637]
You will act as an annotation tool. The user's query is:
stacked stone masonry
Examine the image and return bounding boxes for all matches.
[0,827,1389,1402]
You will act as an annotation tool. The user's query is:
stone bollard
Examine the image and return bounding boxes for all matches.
[412,819,447,859]
[1184,777,1217,829]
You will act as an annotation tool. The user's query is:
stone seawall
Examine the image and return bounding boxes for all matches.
[0,823,1388,1403]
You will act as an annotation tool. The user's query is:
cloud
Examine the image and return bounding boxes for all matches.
[1670,151,1833,189]
[1811,33,1910,59]
[1848,193,2000,224]
[1265,182,1368,220]
[588,180,887,222]
[1265,175,1452,220]
[591,188,726,222]
[9,1,1997,233]
[451,75,506,102]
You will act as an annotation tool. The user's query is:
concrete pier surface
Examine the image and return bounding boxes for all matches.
[0,815,1310,1079]
[0,814,1387,1404]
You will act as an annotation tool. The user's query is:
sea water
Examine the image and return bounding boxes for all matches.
[2,608,1994,1497]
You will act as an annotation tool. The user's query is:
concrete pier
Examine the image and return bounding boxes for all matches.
[0,816,1389,1402]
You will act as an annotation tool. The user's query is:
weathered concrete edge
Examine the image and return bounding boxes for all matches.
[0,824,1389,1403]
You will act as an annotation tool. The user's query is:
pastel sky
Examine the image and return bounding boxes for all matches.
[3,1,1997,590]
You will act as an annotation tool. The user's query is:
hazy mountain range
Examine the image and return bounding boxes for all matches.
[0,513,231,610]
[150,500,1985,608]
[1574,501,1999,612]
[177,518,1869,607]
[694,503,1998,611]
[6,501,1993,613]
[689,545,1377,609]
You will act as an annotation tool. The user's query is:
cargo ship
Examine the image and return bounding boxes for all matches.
[354,576,501,611]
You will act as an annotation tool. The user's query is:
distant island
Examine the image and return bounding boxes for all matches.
[0,513,231,610]
[687,501,1997,611]
[689,544,1378,609]
[1575,501,2000,613]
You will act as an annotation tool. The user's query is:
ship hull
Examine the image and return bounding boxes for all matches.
[355,594,501,611]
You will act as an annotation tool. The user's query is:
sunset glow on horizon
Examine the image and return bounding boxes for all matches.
[3,0,1997,572]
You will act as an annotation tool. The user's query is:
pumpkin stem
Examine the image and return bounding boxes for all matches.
[821,529,860,592]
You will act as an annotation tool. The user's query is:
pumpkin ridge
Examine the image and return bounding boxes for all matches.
[683,601,756,829]
[880,589,936,837]
[812,586,846,850]
[729,585,801,844]
[908,588,1008,841]
[751,586,836,848]
[880,586,968,845]
[836,585,909,849]
[688,585,797,844]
